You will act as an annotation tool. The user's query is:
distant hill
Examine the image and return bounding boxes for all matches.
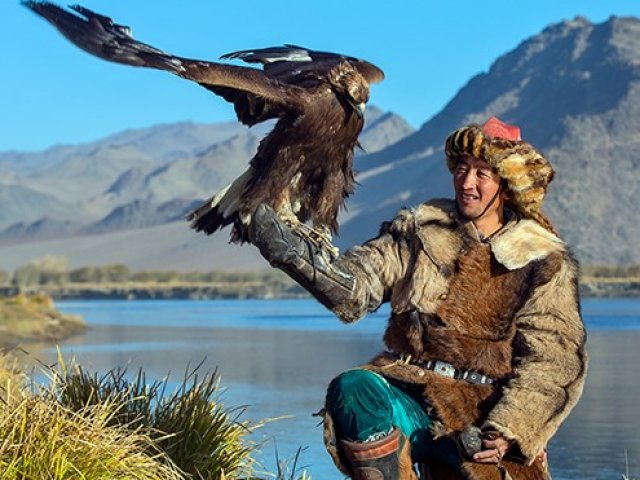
[0,217,79,243]
[0,184,72,226]
[0,106,414,270]
[85,198,200,234]
[0,121,271,176]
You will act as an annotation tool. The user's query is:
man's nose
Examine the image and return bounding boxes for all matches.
[461,170,477,189]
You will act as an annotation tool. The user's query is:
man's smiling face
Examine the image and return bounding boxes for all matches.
[453,155,505,220]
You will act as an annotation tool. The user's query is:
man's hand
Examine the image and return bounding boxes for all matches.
[536,448,548,469]
[472,432,512,464]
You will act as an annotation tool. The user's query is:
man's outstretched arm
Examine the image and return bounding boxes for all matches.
[249,204,410,322]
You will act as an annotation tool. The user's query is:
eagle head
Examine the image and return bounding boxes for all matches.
[328,61,369,117]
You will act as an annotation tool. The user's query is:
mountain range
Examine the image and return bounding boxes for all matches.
[0,106,414,270]
[0,15,638,271]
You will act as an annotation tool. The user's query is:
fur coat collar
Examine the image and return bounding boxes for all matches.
[406,199,566,270]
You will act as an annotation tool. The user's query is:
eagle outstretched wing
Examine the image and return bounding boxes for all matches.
[23,1,304,126]
[221,45,385,85]
[25,2,384,250]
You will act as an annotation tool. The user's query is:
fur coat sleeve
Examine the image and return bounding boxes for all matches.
[482,251,588,463]
[331,212,413,323]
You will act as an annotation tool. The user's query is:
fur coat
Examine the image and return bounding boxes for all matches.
[324,199,587,480]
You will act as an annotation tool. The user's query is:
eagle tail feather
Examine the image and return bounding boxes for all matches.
[187,167,254,237]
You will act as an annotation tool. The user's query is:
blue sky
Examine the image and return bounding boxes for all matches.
[2,0,640,152]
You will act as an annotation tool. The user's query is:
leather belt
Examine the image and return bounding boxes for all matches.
[389,352,495,385]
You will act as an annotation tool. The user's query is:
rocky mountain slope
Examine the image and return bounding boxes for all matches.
[339,15,640,265]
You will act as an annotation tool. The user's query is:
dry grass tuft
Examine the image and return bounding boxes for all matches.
[0,351,312,480]
[0,353,182,479]
[45,356,259,478]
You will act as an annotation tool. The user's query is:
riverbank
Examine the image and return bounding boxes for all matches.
[0,293,86,347]
[579,278,640,297]
[1,280,307,301]
[1,277,639,300]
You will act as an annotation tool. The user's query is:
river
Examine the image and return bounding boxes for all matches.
[24,298,640,479]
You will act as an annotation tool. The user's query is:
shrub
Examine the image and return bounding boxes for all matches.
[12,263,42,288]
[130,271,182,283]
[0,397,184,479]
[0,353,313,480]
[12,255,69,288]
[0,269,10,286]
[582,263,640,279]
[0,353,182,479]
[47,358,259,479]
[69,264,132,283]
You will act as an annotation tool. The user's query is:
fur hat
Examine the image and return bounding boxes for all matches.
[445,117,556,233]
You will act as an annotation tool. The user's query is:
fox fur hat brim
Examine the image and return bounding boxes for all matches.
[445,123,556,232]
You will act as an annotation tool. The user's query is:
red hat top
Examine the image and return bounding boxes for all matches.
[481,116,521,141]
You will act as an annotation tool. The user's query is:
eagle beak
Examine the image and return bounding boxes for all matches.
[349,99,366,117]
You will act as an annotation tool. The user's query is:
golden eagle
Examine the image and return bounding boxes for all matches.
[25,2,384,253]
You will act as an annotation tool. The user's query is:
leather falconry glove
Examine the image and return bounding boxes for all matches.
[249,204,356,312]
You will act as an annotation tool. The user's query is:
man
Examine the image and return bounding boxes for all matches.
[250,117,587,480]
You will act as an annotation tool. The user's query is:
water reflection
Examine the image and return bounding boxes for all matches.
[21,298,640,479]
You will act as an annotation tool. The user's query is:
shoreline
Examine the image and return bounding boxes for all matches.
[579,278,640,298]
[0,293,87,347]
[1,278,639,300]
[0,282,308,301]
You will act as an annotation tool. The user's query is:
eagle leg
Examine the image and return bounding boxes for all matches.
[310,225,339,259]
[274,207,339,259]
[287,220,339,260]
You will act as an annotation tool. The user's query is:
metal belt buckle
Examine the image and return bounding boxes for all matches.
[433,360,456,378]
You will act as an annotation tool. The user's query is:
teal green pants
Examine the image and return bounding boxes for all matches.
[327,369,460,468]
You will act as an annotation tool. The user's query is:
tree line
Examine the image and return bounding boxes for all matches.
[2,255,639,290]
[0,255,291,289]
[581,264,640,279]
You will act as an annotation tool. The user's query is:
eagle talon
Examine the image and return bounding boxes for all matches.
[287,222,339,261]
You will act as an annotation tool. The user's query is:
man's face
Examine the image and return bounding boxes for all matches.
[453,156,505,220]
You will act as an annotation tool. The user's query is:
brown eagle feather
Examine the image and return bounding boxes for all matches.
[24,2,384,241]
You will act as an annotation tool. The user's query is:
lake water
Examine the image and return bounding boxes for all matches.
[24,298,640,479]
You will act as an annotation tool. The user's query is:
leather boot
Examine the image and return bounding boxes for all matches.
[340,428,418,480]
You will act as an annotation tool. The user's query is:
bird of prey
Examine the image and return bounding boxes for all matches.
[25,2,384,255]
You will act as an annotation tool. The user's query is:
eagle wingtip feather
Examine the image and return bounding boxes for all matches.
[21,0,44,13]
